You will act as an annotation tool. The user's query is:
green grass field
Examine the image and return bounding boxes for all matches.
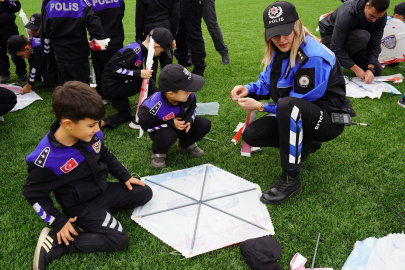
[1,0,405,269]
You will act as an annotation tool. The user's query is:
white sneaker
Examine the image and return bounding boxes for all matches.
[129,117,141,129]
[0,116,4,122]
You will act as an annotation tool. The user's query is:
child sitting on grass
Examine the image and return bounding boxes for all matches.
[138,64,211,168]
[22,81,152,270]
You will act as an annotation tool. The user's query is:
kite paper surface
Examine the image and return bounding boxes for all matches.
[132,164,274,258]
[0,84,43,112]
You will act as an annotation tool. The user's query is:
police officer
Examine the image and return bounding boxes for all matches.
[174,0,206,76]
[90,0,125,98]
[40,0,106,85]
[319,0,390,83]
[0,0,27,83]
[135,0,180,85]
[231,1,355,205]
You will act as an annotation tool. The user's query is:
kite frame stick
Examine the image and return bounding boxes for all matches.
[137,188,257,218]
[138,202,199,218]
[144,178,198,202]
[311,233,321,270]
[203,202,270,232]
[190,165,209,256]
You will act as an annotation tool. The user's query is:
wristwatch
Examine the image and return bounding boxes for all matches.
[258,102,265,113]
[367,67,376,75]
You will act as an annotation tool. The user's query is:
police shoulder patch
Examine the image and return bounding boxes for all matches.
[297,75,311,88]
[149,101,162,116]
[293,67,315,94]
[83,0,92,7]
[92,141,101,153]
[35,147,50,168]
[134,47,141,54]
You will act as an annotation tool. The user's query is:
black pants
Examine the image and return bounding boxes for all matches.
[174,0,206,71]
[203,0,228,56]
[91,45,122,97]
[243,97,344,171]
[0,22,26,77]
[0,87,17,116]
[148,116,211,154]
[46,44,60,88]
[322,29,382,76]
[102,79,157,128]
[52,182,152,259]
[57,60,90,85]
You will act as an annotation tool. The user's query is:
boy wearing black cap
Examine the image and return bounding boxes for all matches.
[0,0,27,83]
[7,35,48,94]
[393,2,405,21]
[138,64,211,168]
[100,28,174,129]
[24,13,41,38]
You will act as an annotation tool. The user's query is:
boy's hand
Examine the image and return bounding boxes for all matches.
[174,117,187,130]
[125,177,146,190]
[21,84,32,95]
[141,70,153,79]
[231,85,249,98]
[184,122,191,133]
[57,217,78,245]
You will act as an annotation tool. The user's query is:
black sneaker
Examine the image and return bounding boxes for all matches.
[191,68,204,77]
[151,153,166,168]
[398,97,405,109]
[221,54,230,65]
[17,74,28,82]
[260,170,302,205]
[301,141,322,163]
[129,116,141,129]
[37,80,51,89]
[33,227,59,270]
[1,75,10,83]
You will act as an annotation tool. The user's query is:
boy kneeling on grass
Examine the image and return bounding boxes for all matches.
[138,64,211,168]
[23,81,152,270]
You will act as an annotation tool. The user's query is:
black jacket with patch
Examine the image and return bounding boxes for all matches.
[22,120,132,232]
[0,0,20,24]
[318,0,386,69]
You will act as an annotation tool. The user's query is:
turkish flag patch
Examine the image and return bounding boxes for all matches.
[134,60,142,67]
[162,112,175,121]
[60,158,79,174]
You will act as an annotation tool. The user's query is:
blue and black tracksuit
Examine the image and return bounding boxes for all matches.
[0,0,26,77]
[90,0,125,96]
[242,36,355,171]
[27,38,48,86]
[41,0,105,84]
[23,120,152,259]
[138,91,211,154]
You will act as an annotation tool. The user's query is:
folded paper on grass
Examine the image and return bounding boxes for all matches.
[131,164,274,258]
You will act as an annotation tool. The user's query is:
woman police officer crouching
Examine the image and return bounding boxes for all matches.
[231,1,355,205]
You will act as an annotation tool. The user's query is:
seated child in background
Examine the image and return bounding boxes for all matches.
[100,27,174,129]
[22,81,152,270]
[7,35,47,95]
[24,13,41,38]
[0,86,17,121]
[138,64,211,168]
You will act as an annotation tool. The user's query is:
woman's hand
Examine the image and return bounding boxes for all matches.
[231,85,249,98]
[237,98,262,112]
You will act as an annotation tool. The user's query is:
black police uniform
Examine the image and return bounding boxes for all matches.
[0,0,26,78]
[138,91,211,154]
[23,120,152,259]
[135,0,180,84]
[101,41,156,128]
[26,38,48,86]
[174,0,206,75]
[319,0,386,75]
[91,0,125,97]
[0,86,17,116]
[40,0,105,85]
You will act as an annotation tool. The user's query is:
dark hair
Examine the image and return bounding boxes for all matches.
[368,0,390,13]
[16,37,31,52]
[52,81,105,123]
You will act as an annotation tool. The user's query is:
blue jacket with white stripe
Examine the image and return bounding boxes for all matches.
[244,35,355,116]
[138,91,197,133]
[22,121,132,232]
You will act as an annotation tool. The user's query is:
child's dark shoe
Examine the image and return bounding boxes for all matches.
[33,227,59,270]
[151,154,166,168]
[178,143,204,158]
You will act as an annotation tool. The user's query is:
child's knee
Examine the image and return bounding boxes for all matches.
[109,231,130,251]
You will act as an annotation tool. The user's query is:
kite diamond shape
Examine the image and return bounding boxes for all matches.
[131,164,274,258]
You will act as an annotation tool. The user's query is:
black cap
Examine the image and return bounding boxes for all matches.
[394,2,405,17]
[240,236,282,270]
[263,1,299,41]
[150,27,173,59]
[24,13,41,30]
[7,35,28,55]
[158,64,205,93]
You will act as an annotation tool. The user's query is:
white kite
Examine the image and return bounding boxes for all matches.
[379,17,405,65]
[132,164,274,258]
